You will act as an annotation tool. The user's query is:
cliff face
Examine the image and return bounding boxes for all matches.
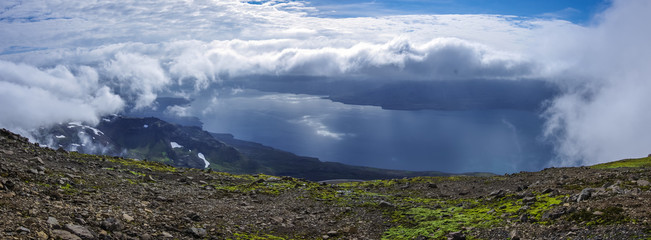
[1,128,650,239]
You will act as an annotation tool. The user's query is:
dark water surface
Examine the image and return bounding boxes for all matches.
[195,89,553,174]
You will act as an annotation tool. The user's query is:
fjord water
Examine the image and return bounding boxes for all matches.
[196,89,553,174]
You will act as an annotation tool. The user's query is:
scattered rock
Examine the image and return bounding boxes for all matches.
[577,188,594,202]
[637,180,650,187]
[0,149,14,155]
[327,230,338,236]
[51,230,82,240]
[36,231,48,240]
[190,227,207,237]
[489,190,505,198]
[271,216,284,223]
[101,217,123,231]
[509,230,521,240]
[447,231,466,240]
[141,233,153,240]
[428,183,438,188]
[187,212,202,221]
[378,200,395,208]
[522,196,536,204]
[16,226,30,233]
[122,213,134,223]
[65,224,94,240]
[47,216,61,228]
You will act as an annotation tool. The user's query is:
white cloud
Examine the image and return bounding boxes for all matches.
[103,52,169,109]
[542,0,651,166]
[0,60,124,131]
[1,0,648,168]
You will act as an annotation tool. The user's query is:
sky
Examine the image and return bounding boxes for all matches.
[306,0,608,23]
[1,0,650,171]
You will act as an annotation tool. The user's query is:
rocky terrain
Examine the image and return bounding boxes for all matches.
[1,128,650,239]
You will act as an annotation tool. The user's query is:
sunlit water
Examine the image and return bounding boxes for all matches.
[192,89,553,174]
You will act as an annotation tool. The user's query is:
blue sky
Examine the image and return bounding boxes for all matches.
[308,0,609,24]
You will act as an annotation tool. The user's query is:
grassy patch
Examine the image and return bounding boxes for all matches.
[382,193,564,239]
[109,157,177,172]
[591,157,651,169]
[231,232,287,240]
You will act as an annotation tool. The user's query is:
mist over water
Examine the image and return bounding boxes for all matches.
[194,89,552,174]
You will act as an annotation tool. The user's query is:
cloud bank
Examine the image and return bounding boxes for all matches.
[0,0,648,168]
[0,0,558,133]
[542,0,651,166]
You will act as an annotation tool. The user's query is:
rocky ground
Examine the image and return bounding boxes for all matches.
[1,128,650,239]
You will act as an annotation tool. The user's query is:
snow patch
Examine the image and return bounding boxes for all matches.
[55,135,66,139]
[67,122,105,136]
[197,153,210,169]
[170,142,183,149]
[144,124,149,128]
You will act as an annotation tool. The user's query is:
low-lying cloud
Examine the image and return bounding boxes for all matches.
[542,0,651,166]
[0,61,123,132]
[0,0,648,169]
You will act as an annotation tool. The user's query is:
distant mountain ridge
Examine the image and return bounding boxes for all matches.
[34,116,494,181]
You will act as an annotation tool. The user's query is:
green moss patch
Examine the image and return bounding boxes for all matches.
[591,157,651,169]
[382,193,564,239]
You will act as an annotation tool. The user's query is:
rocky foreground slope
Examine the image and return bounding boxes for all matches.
[1,128,650,239]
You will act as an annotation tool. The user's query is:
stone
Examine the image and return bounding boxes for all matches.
[16,226,30,233]
[187,212,202,222]
[637,180,650,187]
[542,210,564,220]
[122,213,134,223]
[161,231,174,238]
[509,230,521,240]
[0,149,14,155]
[51,230,82,240]
[190,227,207,238]
[428,183,438,188]
[271,216,284,223]
[32,157,45,164]
[47,216,61,228]
[447,231,466,240]
[577,188,594,202]
[36,231,48,240]
[65,224,94,240]
[327,230,338,236]
[593,211,604,216]
[378,200,395,208]
[101,217,123,231]
[489,190,505,198]
[522,196,536,204]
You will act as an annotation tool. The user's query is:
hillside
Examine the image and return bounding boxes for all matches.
[33,116,490,181]
[1,128,650,239]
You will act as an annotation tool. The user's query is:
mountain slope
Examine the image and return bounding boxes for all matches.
[35,116,492,181]
[1,128,649,239]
